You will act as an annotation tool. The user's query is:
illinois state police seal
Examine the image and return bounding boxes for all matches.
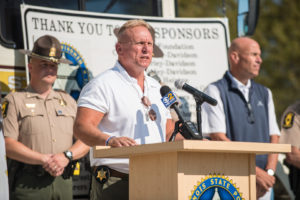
[59,43,92,100]
[61,43,90,87]
[189,174,243,200]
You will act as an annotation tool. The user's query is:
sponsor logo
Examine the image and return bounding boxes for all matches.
[257,101,264,107]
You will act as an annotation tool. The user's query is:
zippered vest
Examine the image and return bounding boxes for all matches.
[213,72,270,169]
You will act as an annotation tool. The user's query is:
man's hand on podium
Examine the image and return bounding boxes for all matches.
[107,136,137,147]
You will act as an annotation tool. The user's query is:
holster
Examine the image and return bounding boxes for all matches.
[7,159,21,194]
[62,160,77,179]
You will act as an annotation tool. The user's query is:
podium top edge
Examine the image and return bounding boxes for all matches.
[93,140,291,158]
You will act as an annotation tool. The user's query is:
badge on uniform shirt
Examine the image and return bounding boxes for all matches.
[283,112,295,129]
[57,110,63,116]
[25,103,36,108]
[59,99,67,106]
[1,101,8,118]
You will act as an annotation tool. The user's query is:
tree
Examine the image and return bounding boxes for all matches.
[177,0,300,121]
[254,0,300,120]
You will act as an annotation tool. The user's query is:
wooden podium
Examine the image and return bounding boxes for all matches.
[94,140,290,200]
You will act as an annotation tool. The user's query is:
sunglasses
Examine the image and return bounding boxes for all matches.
[141,96,157,121]
[247,102,255,124]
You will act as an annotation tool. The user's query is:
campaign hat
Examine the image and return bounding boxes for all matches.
[19,35,71,64]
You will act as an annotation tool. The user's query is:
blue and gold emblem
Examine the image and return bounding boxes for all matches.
[189,174,243,200]
[1,101,9,118]
[283,112,295,129]
[61,43,90,100]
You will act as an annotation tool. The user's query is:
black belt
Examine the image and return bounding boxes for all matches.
[92,166,128,184]
[22,164,49,176]
[21,163,73,179]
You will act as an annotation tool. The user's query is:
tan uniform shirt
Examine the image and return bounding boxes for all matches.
[3,86,76,154]
[280,100,300,148]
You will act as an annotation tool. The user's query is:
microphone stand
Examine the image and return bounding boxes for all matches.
[195,96,204,140]
[169,120,181,142]
[169,119,202,141]
[168,101,202,142]
[169,105,185,142]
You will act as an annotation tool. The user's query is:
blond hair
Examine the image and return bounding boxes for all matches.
[117,19,155,42]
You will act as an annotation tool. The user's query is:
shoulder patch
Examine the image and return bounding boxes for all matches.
[1,101,9,118]
[283,112,295,129]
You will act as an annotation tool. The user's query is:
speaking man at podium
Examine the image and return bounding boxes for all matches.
[202,37,280,200]
[74,19,174,200]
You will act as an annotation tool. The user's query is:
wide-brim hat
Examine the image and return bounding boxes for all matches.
[19,35,72,64]
[113,27,164,58]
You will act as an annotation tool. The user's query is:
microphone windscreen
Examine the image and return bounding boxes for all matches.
[174,79,185,89]
[160,85,171,97]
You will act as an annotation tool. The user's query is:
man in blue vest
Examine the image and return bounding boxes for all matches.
[202,37,280,200]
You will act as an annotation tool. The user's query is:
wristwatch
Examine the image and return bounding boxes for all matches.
[266,169,275,176]
[63,150,73,161]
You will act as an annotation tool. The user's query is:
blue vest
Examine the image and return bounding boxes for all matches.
[213,72,270,169]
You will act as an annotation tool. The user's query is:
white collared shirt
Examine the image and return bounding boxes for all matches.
[77,61,171,173]
[202,71,280,136]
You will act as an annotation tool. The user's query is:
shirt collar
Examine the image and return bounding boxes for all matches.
[26,85,60,100]
[227,71,251,90]
[115,61,156,88]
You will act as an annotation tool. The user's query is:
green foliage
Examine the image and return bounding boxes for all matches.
[177,0,300,122]
[254,0,300,121]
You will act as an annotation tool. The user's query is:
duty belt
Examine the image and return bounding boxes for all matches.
[92,166,128,184]
[22,164,49,176]
[21,163,74,179]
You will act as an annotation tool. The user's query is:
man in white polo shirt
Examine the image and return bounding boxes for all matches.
[74,19,173,200]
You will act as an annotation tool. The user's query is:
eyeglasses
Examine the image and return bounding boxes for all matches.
[247,102,255,124]
[141,96,156,121]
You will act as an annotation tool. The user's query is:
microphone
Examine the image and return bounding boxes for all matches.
[160,85,202,140]
[160,85,184,122]
[175,80,217,106]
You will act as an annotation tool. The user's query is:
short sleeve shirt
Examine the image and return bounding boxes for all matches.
[77,61,171,173]
[3,86,77,154]
[280,100,300,148]
[202,71,280,136]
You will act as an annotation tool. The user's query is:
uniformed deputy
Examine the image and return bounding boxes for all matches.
[279,100,300,199]
[2,35,90,200]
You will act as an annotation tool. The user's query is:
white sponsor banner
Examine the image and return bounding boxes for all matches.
[21,4,230,122]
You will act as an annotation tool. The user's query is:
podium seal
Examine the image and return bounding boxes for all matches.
[189,174,244,200]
